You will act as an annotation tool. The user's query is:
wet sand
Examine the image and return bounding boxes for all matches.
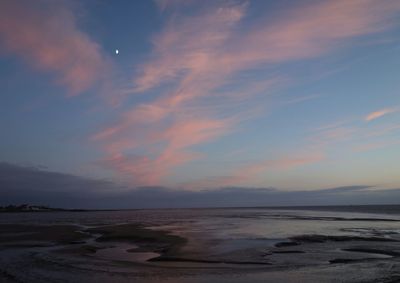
[1,208,400,282]
[1,223,400,282]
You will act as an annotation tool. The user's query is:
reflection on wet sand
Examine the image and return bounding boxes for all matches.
[1,207,400,282]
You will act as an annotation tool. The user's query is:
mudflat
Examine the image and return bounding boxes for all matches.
[1,208,400,282]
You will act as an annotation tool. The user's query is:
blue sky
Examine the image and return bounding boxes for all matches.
[1,0,400,200]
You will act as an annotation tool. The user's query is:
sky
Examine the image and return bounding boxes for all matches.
[1,0,400,208]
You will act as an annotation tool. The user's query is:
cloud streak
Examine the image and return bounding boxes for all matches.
[134,0,400,94]
[0,0,108,95]
[94,0,400,187]
[98,117,232,185]
[365,108,397,121]
[184,152,325,189]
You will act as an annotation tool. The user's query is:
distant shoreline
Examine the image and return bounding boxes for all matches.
[0,204,99,213]
[1,204,400,215]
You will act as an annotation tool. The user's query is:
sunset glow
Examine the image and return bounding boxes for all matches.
[1,0,400,204]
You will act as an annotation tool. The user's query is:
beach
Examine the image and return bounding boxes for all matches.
[1,206,400,282]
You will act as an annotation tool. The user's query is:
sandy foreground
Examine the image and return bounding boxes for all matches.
[1,223,400,283]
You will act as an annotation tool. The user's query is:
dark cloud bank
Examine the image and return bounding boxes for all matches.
[1,162,399,209]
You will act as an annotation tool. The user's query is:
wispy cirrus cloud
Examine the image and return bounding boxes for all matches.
[353,140,400,152]
[95,3,248,185]
[134,0,400,95]
[183,151,325,189]
[98,117,232,185]
[365,108,397,121]
[95,0,400,187]
[307,107,400,156]
[308,116,400,157]
[0,0,108,95]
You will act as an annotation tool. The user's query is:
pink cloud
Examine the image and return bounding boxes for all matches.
[134,0,400,94]
[365,108,397,121]
[133,2,246,94]
[220,0,400,70]
[98,116,232,185]
[228,153,325,184]
[310,126,356,146]
[364,124,400,138]
[184,152,325,189]
[0,0,108,95]
[308,114,400,156]
[95,0,400,186]
[353,140,400,152]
